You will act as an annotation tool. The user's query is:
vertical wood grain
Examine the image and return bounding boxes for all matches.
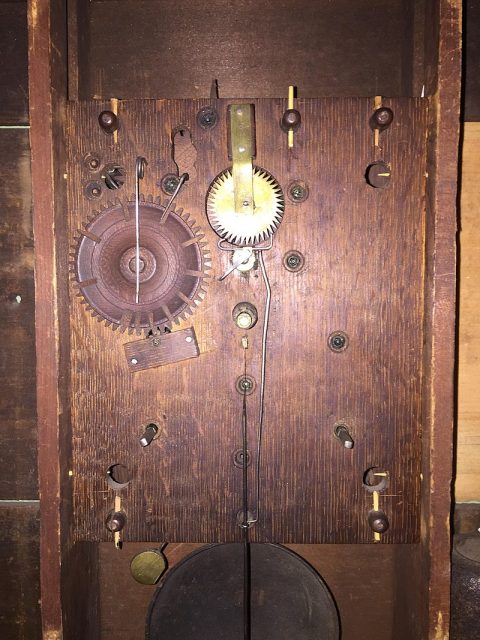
[66,98,427,545]
[457,122,480,502]
[0,130,36,499]
[421,1,462,637]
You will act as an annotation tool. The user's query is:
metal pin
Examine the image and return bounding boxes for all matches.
[139,423,158,448]
[334,424,354,449]
[160,172,189,224]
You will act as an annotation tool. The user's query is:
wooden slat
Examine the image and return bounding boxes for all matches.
[457,122,480,502]
[420,1,462,637]
[0,503,41,640]
[0,2,28,124]
[28,0,75,637]
[0,130,36,500]
[79,0,419,100]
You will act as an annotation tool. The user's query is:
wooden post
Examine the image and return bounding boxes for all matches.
[28,0,69,637]
[422,0,462,637]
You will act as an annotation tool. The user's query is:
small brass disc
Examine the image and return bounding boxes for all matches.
[130,550,167,585]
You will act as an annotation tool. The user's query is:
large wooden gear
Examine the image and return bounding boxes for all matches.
[72,197,210,333]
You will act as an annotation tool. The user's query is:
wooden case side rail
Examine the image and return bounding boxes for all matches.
[28,0,93,638]
[28,0,65,636]
[422,0,462,638]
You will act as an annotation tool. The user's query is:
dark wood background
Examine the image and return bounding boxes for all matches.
[69,0,429,101]
[0,2,40,638]
[66,97,427,544]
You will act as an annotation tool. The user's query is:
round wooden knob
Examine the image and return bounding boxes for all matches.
[368,509,389,533]
[281,109,301,133]
[98,110,119,134]
[105,510,126,532]
[370,107,394,131]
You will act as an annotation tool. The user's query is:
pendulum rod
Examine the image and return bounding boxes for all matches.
[241,339,251,640]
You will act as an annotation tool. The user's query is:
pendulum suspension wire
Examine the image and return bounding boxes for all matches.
[248,249,271,527]
[241,341,251,640]
[237,248,271,638]
[135,157,147,304]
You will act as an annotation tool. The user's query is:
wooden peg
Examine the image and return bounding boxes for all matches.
[111,98,119,145]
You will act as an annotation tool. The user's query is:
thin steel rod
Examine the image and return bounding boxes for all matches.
[248,249,271,526]
[242,344,251,640]
[160,172,189,224]
[135,157,147,304]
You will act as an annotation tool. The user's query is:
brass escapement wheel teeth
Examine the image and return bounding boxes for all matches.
[206,167,284,246]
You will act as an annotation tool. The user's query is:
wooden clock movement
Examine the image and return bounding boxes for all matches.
[28,2,461,638]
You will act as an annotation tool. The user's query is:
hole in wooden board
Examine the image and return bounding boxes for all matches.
[106,463,132,490]
[362,466,389,493]
[102,163,126,190]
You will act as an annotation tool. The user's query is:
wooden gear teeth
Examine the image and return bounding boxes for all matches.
[71,196,211,334]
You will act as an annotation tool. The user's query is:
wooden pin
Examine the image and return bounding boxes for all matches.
[372,490,380,542]
[374,96,382,147]
[288,85,294,148]
[114,495,122,549]
[111,98,119,145]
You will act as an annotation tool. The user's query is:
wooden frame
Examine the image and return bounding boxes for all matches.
[28,0,461,637]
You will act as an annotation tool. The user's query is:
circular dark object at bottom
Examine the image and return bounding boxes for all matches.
[146,543,339,640]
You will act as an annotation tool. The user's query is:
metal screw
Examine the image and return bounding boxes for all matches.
[131,358,138,365]
[287,254,300,268]
[332,335,345,349]
[232,448,251,468]
[84,153,102,171]
[283,250,305,272]
[160,174,180,195]
[240,378,252,392]
[197,106,218,129]
[84,181,103,200]
[235,375,256,395]
[151,338,160,347]
[328,331,349,352]
[288,182,309,203]
[139,423,158,447]
[334,423,354,449]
